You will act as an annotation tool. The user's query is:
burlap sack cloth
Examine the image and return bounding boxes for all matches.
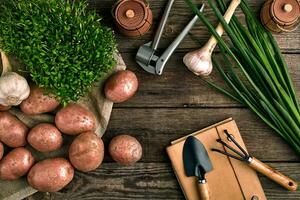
[0,53,126,200]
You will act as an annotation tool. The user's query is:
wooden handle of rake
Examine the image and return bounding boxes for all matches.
[249,157,298,191]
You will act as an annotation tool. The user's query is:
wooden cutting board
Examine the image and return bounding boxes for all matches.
[166,118,267,200]
[0,52,126,200]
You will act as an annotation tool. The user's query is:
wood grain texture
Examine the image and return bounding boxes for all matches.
[27,162,300,200]
[115,53,300,108]
[249,157,298,191]
[87,0,300,52]
[103,108,299,162]
[25,0,300,199]
[198,183,210,200]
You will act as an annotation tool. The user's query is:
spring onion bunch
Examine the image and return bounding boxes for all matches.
[185,0,300,154]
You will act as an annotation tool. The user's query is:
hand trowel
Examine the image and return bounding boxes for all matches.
[183,136,213,200]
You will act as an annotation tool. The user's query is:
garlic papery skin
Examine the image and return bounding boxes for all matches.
[183,0,240,77]
[0,72,30,106]
[183,49,213,76]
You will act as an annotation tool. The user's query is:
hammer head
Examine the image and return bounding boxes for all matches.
[136,42,159,74]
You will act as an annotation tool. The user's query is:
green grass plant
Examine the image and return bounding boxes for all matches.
[0,0,116,105]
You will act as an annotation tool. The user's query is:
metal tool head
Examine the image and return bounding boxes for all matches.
[211,130,251,162]
[136,3,204,75]
[136,42,159,74]
[183,136,213,181]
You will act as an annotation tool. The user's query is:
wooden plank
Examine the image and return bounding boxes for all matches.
[103,108,299,162]
[88,0,300,52]
[27,162,300,200]
[115,53,300,108]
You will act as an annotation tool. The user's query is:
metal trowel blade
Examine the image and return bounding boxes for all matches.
[183,136,213,180]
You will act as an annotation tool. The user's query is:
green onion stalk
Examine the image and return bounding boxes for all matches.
[185,0,300,155]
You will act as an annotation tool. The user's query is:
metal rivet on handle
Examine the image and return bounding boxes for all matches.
[251,195,259,200]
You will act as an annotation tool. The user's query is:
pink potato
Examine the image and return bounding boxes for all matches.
[69,132,104,172]
[20,85,60,115]
[0,142,3,161]
[27,158,74,192]
[109,135,142,165]
[0,147,34,180]
[55,104,95,135]
[104,70,138,103]
[0,112,28,147]
[28,123,63,153]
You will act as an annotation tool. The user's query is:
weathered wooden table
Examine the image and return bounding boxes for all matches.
[28,0,300,199]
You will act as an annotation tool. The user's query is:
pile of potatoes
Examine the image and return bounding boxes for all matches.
[0,70,142,192]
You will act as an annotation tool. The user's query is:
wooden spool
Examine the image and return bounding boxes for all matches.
[260,0,300,33]
[113,0,153,37]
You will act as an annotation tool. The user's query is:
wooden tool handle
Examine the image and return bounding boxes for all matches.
[249,157,298,191]
[205,0,241,52]
[197,182,210,200]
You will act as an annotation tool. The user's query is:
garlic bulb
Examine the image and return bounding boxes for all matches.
[0,72,30,106]
[183,0,240,77]
[183,49,213,76]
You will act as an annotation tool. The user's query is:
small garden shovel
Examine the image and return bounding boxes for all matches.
[183,136,213,200]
